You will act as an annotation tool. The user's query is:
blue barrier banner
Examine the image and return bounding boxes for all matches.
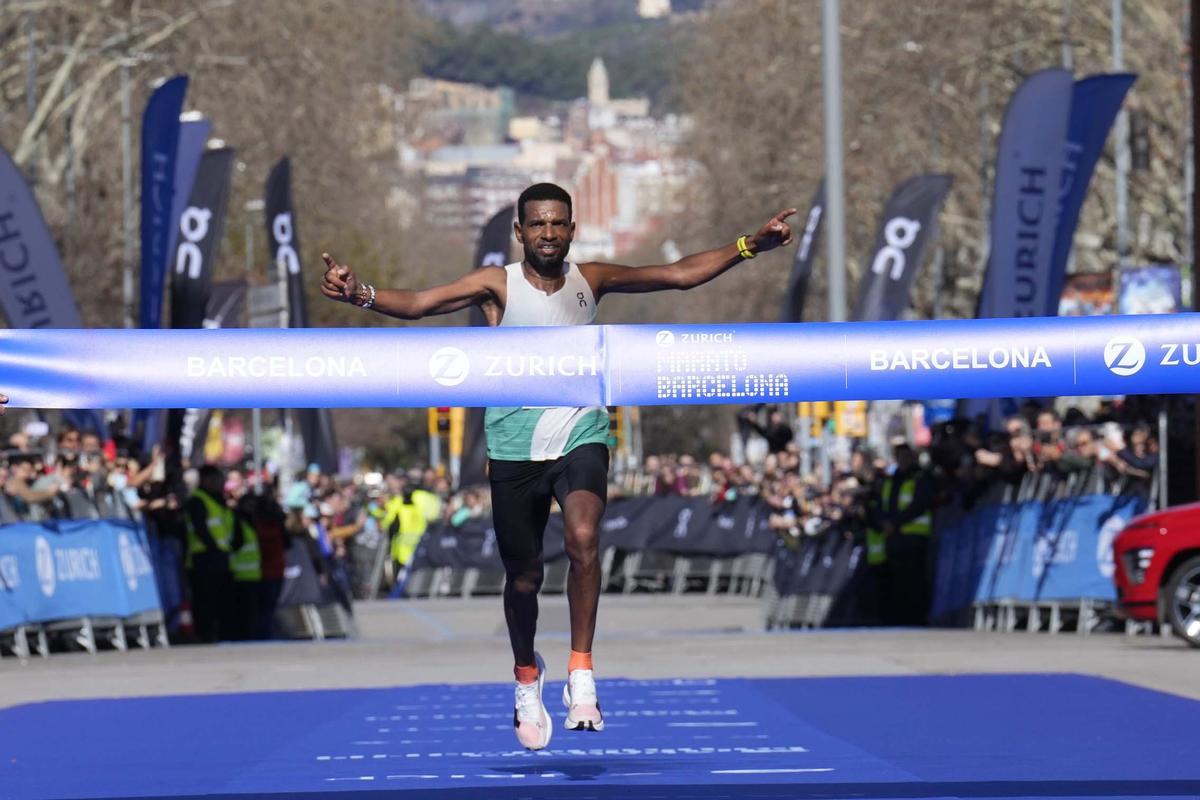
[936,493,1146,614]
[4,314,1200,409]
[1033,494,1145,601]
[139,76,188,332]
[0,520,160,628]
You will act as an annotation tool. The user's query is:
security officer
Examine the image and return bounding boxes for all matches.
[185,465,239,642]
[869,444,934,626]
[382,473,430,593]
[230,493,263,640]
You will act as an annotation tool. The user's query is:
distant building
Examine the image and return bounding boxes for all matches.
[587,58,610,106]
[638,0,671,18]
[395,59,689,252]
[400,77,514,147]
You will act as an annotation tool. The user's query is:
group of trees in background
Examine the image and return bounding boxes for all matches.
[0,0,1193,460]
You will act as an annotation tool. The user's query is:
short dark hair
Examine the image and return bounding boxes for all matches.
[198,464,223,484]
[517,183,572,224]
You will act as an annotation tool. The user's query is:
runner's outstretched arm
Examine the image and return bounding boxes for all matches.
[319,254,503,320]
[582,208,796,299]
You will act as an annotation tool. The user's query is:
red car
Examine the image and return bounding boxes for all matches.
[1113,502,1200,647]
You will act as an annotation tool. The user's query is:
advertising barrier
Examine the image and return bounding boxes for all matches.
[931,493,1145,620]
[0,520,161,630]
[5,315,1200,409]
[411,495,778,571]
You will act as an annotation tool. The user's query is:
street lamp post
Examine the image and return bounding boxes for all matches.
[821,0,847,323]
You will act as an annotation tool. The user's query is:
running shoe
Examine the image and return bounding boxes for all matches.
[513,651,552,750]
[562,668,605,731]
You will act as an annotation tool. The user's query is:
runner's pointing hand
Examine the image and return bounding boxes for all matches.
[320,252,360,304]
[748,208,798,254]
[0,394,7,416]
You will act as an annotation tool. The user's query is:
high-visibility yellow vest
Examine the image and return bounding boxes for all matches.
[411,488,442,522]
[883,475,932,537]
[230,520,261,582]
[185,489,234,569]
[384,495,428,566]
[866,527,887,565]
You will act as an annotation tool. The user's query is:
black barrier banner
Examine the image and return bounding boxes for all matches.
[170,147,233,329]
[461,204,515,487]
[277,538,325,608]
[780,179,824,323]
[853,174,953,322]
[168,147,233,467]
[264,157,338,474]
[411,495,779,570]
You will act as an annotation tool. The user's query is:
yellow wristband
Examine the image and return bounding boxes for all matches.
[737,235,755,259]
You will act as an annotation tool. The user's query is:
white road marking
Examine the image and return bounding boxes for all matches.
[712,768,834,775]
[668,722,758,728]
[323,776,375,782]
[386,774,438,779]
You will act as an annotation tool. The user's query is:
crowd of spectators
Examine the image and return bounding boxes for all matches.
[0,422,477,643]
[0,398,1162,636]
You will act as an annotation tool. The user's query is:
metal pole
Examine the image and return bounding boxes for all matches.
[1190,0,1199,500]
[821,0,847,322]
[1158,407,1169,509]
[252,407,263,496]
[246,217,254,275]
[1112,0,1131,268]
[120,59,134,329]
[1061,0,1073,70]
[24,11,37,184]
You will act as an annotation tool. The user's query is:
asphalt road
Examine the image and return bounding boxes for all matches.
[2,595,1195,709]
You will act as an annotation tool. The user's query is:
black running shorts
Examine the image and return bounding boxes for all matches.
[488,443,609,564]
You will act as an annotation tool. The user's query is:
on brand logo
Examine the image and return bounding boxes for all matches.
[870,217,922,280]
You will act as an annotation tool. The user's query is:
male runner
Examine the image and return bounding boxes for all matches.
[321,183,794,751]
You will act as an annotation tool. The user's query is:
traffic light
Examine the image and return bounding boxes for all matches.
[607,406,624,450]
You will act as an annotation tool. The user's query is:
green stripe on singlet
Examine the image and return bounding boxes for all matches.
[484,406,610,461]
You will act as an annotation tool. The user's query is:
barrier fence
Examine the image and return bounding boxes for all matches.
[932,484,1146,634]
[404,495,780,599]
[0,520,165,656]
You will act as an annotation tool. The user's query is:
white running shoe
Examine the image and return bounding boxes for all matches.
[562,668,605,732]
[513,652,552,750]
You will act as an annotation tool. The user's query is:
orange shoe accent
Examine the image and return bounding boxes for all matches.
[514,662,540,685]
[568,650,593,673]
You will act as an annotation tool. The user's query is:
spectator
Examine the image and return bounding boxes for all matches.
[242,487,289,639]
[740,407,794,454]
[1117,424,1157,499]
[1059,427,1099,476]
[184,465,238,643]
[3,452,64,521]
[868,443,934,626]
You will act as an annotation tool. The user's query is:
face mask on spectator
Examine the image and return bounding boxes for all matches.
[108,472,128,491]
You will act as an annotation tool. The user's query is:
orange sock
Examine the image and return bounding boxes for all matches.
[568,650,593,673]
[514,662,539,685]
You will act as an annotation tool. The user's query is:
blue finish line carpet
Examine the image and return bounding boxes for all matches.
[3,674,1198,799]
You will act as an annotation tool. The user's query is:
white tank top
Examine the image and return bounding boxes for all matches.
[498,261,597,326]
[484,262,609,461]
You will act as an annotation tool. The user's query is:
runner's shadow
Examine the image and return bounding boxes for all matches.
[486,759,607,782]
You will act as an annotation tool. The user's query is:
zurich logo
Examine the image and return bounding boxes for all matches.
[1096,515,1126,579]
[428,347,470,387]
[118,533,138,591]
[656,330,675,348]
[1104,336,1146,377]
[35,536,55,597]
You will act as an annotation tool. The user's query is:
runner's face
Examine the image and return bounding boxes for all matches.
[517,200,573,272]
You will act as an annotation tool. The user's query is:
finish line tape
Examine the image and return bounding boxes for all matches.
[1,315,1197,409]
